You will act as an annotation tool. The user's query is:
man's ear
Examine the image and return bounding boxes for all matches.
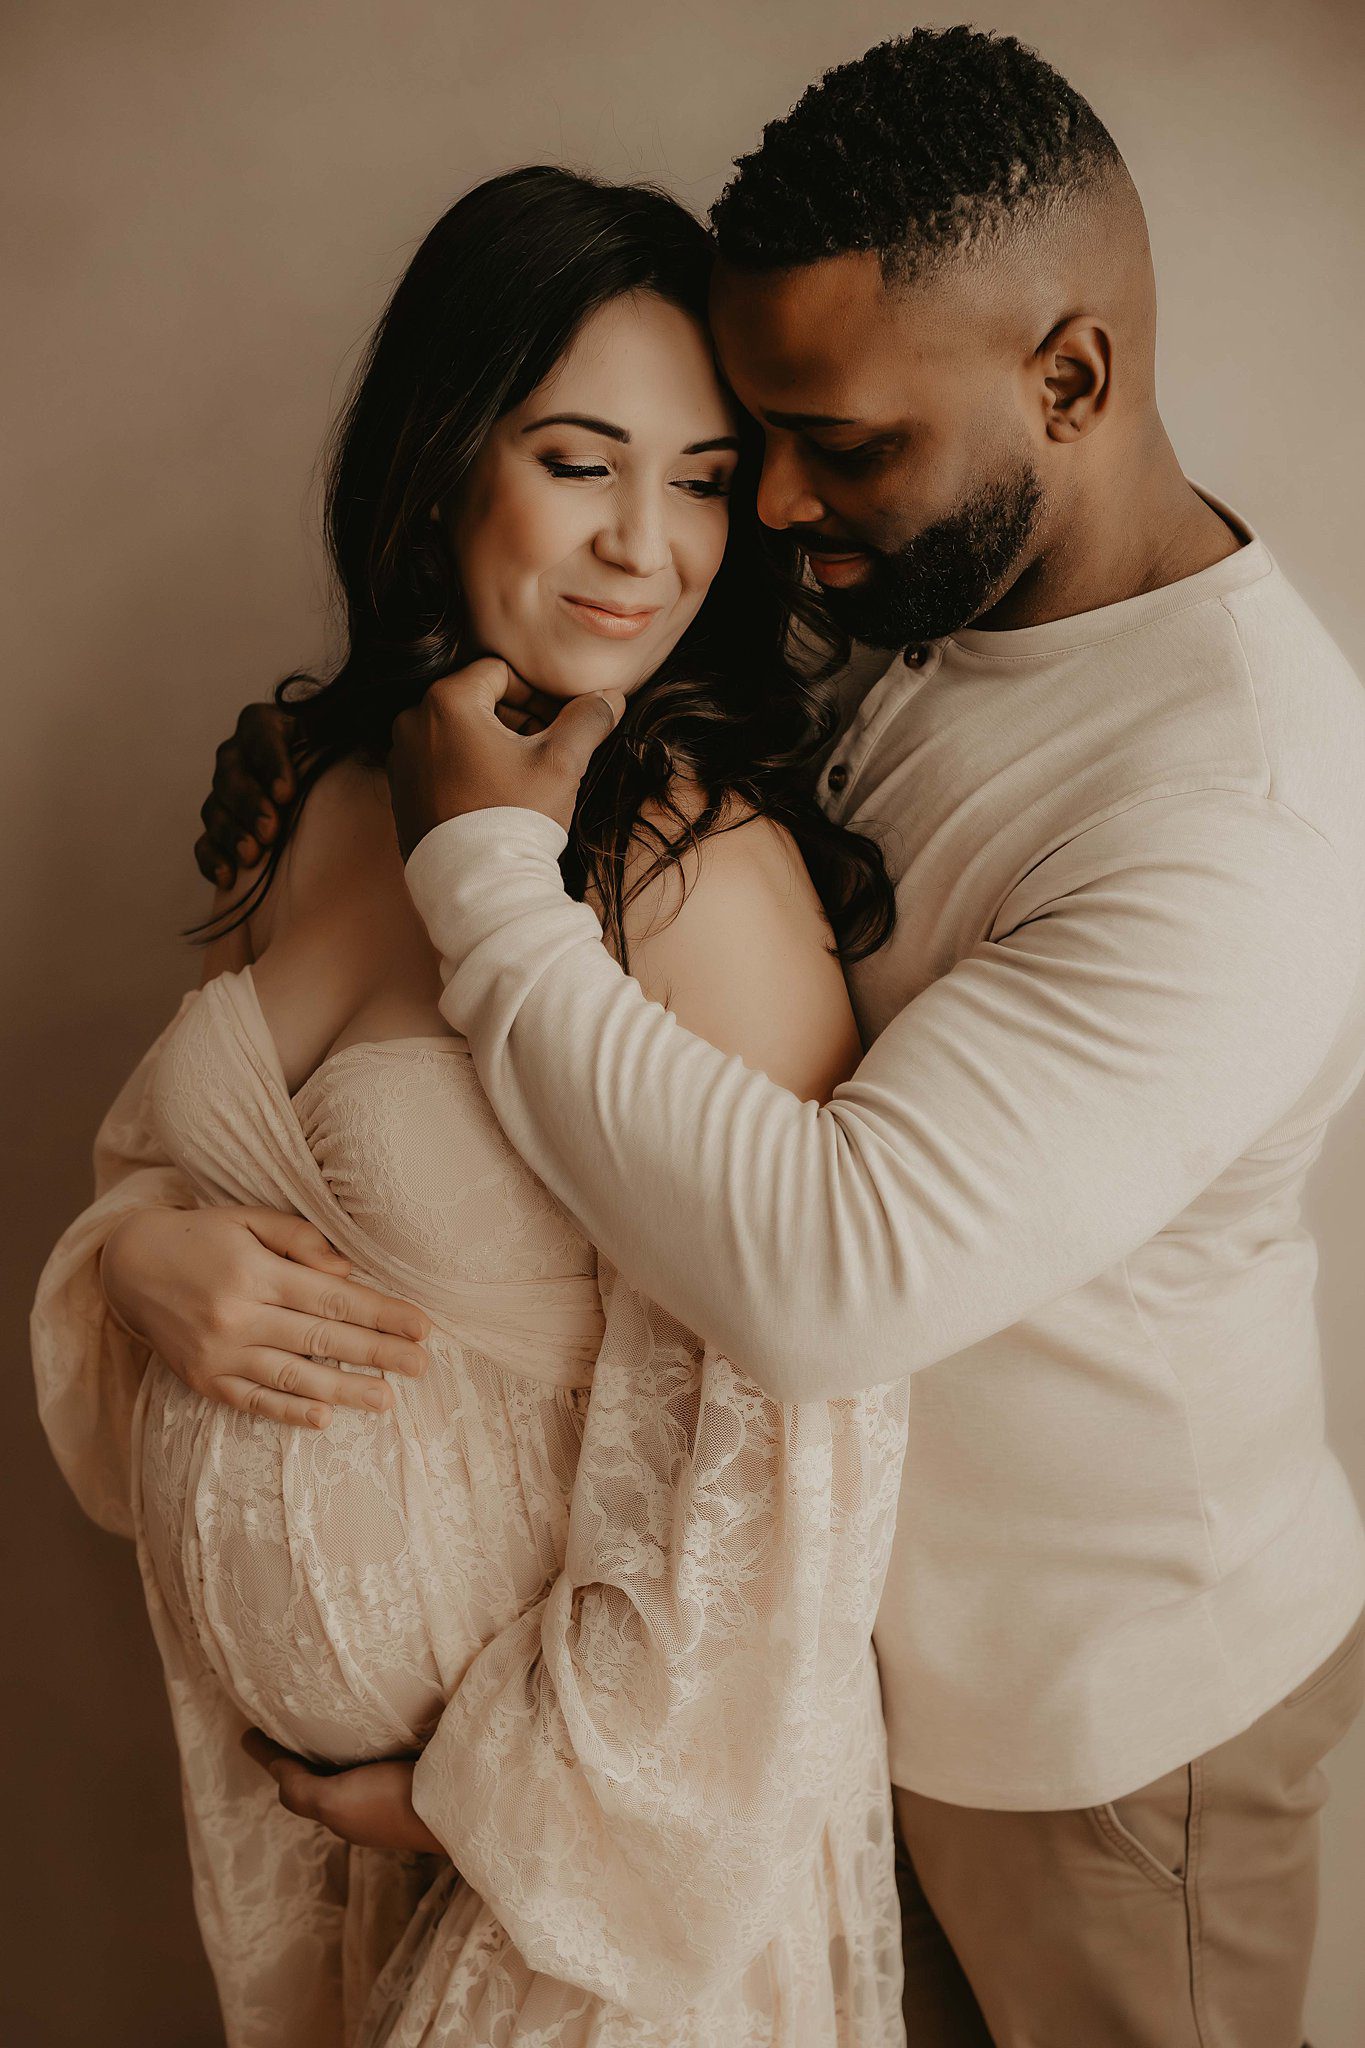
[1036,315,1113,441]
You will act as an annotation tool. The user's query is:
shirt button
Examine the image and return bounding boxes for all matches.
[905,643,931,669]
[827,763,849,794]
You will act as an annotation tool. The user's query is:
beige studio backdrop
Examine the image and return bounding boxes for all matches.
[4,1,1364,2042]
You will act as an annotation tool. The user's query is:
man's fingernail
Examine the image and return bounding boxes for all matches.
[273,777,292,800]
[215,866,232,888]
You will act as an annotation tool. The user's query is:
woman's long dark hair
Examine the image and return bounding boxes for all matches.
[202,166,895,966]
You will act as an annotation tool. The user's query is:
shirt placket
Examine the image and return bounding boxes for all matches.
[821,642,942,815]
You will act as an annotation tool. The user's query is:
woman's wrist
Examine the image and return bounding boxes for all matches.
[98,1215,156,1345]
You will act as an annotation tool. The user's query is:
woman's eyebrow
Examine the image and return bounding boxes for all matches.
[521,413,629,442]
[520,414,740,456]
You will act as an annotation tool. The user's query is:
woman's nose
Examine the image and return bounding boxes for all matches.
[593,493,672,578]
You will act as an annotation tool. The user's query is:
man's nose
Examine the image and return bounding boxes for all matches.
[756,443,827,531]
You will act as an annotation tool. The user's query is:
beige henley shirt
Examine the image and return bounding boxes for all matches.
[405,500,1365,1808]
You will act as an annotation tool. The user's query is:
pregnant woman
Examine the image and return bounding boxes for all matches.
[32,170,910,2045]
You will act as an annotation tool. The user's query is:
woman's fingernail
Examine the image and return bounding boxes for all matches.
[363,1389,389,1411]
[273,777,292,800]
[307,1406,329,1428]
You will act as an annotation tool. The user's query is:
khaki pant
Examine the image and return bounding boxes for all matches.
[892,1609,1365,2048]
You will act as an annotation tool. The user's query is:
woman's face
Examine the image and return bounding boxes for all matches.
[446,290,740,698]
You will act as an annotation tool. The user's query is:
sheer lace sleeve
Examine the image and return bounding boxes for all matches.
[31,997,199,1536]
[408,1260,910,2020]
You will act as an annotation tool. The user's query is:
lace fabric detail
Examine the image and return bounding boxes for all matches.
[293,1041,594,1289]
[32,973,910,2045]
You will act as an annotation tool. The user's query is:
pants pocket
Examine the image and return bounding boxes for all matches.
[1282,1605,1365,1709]
[1087,1763,1193,1893]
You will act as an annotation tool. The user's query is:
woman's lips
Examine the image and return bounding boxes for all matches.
[804,549,873,589]
[560,595,660,639]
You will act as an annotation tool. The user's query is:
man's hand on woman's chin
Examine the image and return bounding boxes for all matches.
[386,657,624,860]
[195,664,620,890]
[240,1730,445,1857]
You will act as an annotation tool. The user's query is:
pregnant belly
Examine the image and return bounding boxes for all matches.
[135,1361,519,1764]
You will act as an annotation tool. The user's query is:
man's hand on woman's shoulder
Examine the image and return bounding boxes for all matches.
[195,701,301,888]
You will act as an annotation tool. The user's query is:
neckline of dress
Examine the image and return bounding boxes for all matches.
[236,963,463,1103]
[197,967,603,1381]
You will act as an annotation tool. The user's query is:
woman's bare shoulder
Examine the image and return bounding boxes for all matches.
[624,785,818,942]
[267,756,397,924]
[620,788,861,1103]
[200,756,393,979]
[292,755,390,862]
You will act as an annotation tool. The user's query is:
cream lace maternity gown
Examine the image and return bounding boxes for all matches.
[32,964,910,2046]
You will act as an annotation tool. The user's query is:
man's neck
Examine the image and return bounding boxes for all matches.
[973,430,1243,634]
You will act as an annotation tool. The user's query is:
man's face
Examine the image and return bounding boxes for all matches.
[709,250,1045,647]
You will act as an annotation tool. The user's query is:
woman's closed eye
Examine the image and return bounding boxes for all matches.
[677,473,733,499]
[538,455,733,497]
[540,457,612,480]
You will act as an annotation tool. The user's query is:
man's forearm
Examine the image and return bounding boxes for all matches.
[407,797,1358,1401]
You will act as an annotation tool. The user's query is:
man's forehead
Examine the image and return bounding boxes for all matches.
[710,250,984,409]
[712,250,890,352]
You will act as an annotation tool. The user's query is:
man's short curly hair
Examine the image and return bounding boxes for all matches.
[711,27,1123,282]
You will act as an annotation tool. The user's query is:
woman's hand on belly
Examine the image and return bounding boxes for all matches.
[101,1204,430,1428]
[241,1729,445,1856]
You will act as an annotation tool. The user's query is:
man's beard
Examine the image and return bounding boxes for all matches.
[815,466,1045,649]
